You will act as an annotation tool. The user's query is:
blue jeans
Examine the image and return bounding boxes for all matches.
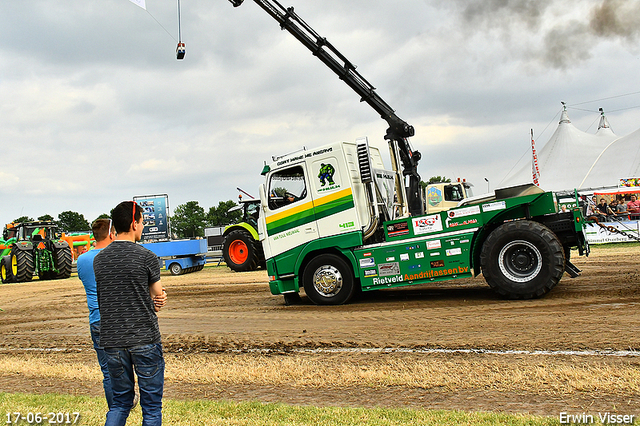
[90,321,114,409]
[104,343,164,426]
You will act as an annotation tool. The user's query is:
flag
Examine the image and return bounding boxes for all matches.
[129,0,146,10]
[531,129,540,186]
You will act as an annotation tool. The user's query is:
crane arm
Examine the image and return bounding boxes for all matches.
[229,0,423,215]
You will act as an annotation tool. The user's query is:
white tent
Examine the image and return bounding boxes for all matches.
[579,126,640,189]
[503,108,618,192]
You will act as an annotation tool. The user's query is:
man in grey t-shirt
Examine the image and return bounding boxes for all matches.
[95,201,166,426]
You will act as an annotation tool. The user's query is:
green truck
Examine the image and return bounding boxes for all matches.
[229,0,589,305]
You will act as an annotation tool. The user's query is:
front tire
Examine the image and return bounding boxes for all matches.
[11,249,34,283]
[222,229,258,272]
[1,256,16,283]
[53,245,72,280]
[302,254,355,305]
[480,220,565,299]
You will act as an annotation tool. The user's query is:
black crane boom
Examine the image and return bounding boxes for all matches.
[229,0,424,215]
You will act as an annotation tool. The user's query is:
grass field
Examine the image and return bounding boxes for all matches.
[0,392,565,425]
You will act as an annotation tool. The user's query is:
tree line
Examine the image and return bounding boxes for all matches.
[6,176,451,238]
[5,200,243,239]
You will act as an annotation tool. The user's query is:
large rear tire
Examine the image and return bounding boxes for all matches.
[11,249,34,283]
[1,256,16,283]
[302,254,355,305]
[480,220,565,299]
[222,229,259,272]
[53,245,72,280]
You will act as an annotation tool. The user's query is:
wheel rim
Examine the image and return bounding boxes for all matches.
[498,240,542,282]
[229,240,249,264]
[11,255,17,275]
[311,264,343,297]
[170,263,182,275]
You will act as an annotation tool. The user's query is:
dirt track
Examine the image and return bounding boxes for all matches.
[0,244,639,416]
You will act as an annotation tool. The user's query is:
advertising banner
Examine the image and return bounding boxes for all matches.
[585,220,640,244]
[133,194,170,241]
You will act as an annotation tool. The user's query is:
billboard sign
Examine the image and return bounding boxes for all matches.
[133,194,170,241]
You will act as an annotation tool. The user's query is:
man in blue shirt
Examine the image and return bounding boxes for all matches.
[77,219,115,408]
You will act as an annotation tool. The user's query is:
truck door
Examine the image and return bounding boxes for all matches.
[262,164,319,259]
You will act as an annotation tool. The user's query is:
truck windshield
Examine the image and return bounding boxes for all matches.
[444,184,465,202]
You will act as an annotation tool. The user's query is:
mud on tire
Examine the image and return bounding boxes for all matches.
[480,220,565,299]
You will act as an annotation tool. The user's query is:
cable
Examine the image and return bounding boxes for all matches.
[568,90,640,107]
[146,9,177,42]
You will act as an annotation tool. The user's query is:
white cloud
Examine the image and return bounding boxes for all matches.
[0,0,638,225]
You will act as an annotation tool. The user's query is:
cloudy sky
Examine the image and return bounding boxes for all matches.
[1,0,639,227]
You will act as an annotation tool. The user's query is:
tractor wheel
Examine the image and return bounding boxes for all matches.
[480,220,565,299]
[222,229,258,272]
[53,245,72,280]
[11,249,35,283]
[169,262,183,275]
[1,256,16,284]
[302,254,355,305]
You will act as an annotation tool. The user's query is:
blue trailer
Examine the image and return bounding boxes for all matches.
[141,239,208,275]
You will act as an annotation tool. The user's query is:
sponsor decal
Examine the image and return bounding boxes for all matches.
[447,206,481,218]
[408,264,421,270]
[446,248,462,256]
[400,253,409,261]
[388,221,410,237]
[415,252,425,259]
[427,186,443,206]
[482,200,507,212]
[363,252,372,257]
[378,262,401,276]
[372,275,404,285]
[364,269,378,277]
[412,214,443,235]
[273,228,301,241]
[386,256,396,262]
[360,258,375,268]
[430,252,440,256]
[405,244,419,250]
[430,260,445,268]
[404,266,469,281]
[445,216,479,229]
[426,240,441,250]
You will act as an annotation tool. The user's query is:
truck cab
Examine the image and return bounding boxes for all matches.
[424,180,474,214]
[258,140,391,265]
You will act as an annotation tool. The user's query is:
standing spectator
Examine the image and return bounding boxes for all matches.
[77,219,115,409]
[627,195,640,213]
[627,195,640,220]
[95,201,167,426]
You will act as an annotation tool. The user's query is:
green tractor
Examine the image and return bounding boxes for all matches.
[1,221,73,283]
[222,200,265,272]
